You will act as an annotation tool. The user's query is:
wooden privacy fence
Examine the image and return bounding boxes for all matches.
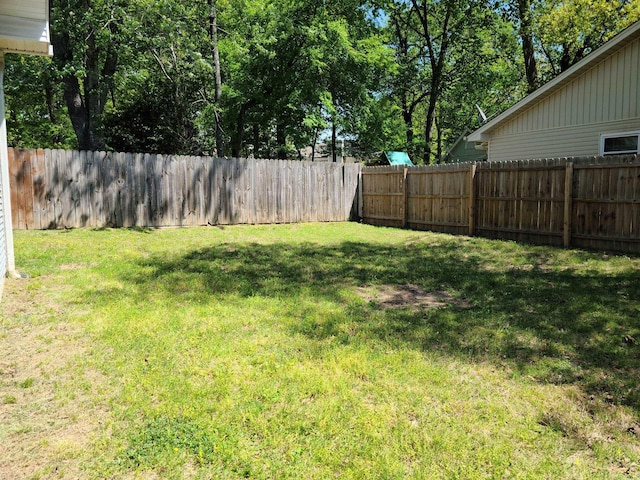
[9,148,360,229]
[361,155,640,253]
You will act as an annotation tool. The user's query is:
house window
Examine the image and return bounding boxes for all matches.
[600,132,640,156]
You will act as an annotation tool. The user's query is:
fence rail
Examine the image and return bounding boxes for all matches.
[361,155,640,253]
[9,148,360,229]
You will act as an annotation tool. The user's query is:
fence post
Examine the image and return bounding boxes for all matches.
[563,162,574,248]
[358,169,363,221]
[468,163,477,236]
[402,166,408,228]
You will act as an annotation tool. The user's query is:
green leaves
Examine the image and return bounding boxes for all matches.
[534,0,640,75]
[7,0,639,159]
[5,55,76,149]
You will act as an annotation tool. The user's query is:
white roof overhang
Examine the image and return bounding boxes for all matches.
[467,20,640,143]
[0,0,52,56]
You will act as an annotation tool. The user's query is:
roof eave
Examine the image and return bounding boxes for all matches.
[0,5,52,57]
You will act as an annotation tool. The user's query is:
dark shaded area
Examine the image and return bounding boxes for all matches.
[116,239,640,410]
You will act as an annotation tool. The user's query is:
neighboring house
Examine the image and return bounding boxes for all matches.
[0,0,52,296]
[440,128,487,163]
[468,20,640,162]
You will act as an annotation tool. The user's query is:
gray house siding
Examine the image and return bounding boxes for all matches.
[441,128,487,163]
[442,139,487,163]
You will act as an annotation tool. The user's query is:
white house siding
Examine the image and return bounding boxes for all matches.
[0,0,48,20]
[488,38,640,162]
[0,168,5,296]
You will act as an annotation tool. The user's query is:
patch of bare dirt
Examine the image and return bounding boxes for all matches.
[0,278,108,480]
[355,284,471,310]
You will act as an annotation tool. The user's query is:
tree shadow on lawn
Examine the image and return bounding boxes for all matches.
[121,240,640,410]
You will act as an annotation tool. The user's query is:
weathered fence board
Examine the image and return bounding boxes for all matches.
[475,161,567,246]
[406,166,470,235]
[362,155,640,253]
[571,161,640,251]
[361,165,406,228]
[10,148,640,253]
[9,149,360,229]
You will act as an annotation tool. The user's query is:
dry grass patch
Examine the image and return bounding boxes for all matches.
[355,284,471,310]
[0,278,107,479]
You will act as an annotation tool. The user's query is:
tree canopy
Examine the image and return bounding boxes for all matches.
[5,0,640,163]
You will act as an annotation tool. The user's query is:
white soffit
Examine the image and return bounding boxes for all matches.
[0,0,52,56]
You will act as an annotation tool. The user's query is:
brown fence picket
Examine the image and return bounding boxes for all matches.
[361,155,640,254]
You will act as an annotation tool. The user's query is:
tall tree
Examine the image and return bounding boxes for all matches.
[436,10,524,157]
[50,0,123,150]
[384,1,429,158]
[407,0,493,163]
[104,0,218,154]
[209,0,225,157]
[534,0,640,76]
[221,0,386,158]
[506,0,538,93]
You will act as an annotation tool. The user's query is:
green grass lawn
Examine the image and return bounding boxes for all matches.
[2,223,640,479]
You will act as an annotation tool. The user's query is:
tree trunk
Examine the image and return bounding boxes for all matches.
[231,101,253,157]
[517,0,538,93]
[311,127,319,162]
[394,16,417,154]
[423,96,437,164]
[51,0,117,151]
[252,124,260,158]
[331,120,337,163]
[61,76,92,150]
[423,70,441,164]
[410,0,451,165]
[435,118,443,163]
[276,122,286,159]
[209,0,225,157]
[402,93,414,148]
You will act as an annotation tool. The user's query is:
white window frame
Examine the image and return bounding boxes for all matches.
[599,131,640,156]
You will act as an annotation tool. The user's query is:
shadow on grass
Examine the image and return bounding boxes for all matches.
[119,240,640,410]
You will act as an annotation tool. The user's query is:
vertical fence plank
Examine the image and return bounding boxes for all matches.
[563,162,574,247]
[52,150,64,228]
[31,149,45,230]
[401,167,408,228]
[468,163,476,236]
[92,151,104,228]
[7,148,21,229]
